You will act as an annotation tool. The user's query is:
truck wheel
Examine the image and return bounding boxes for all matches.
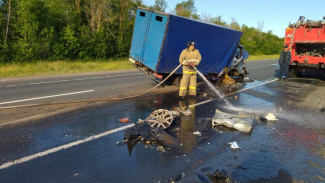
[173,76,181,87]
[289,66,297,78]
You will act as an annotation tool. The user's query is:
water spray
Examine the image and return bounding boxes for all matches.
[193,66,232,106]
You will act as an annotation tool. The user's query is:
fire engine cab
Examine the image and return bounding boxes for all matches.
[284,16,325,77]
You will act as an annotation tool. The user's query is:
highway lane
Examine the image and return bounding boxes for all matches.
[0,70,154,107]
[0,59,279,108]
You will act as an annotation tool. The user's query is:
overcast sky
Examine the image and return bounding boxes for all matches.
[142,0,325,37]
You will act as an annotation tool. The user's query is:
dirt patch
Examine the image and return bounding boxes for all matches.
[294,82,325,111]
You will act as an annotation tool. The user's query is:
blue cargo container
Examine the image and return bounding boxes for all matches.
[129,7,243,77]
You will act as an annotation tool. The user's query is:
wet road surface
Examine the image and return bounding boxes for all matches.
[0,60,324,183]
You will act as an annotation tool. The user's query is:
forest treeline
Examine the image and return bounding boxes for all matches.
[0,0,283,63]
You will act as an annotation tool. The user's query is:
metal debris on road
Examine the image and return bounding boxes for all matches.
[157,146,166,152]
[124,123,180,149]
[212,109,253,133]
[211,169,231,182]
[119,118,130,123]
[171,106,192,116]
[264,113,278,121]
[193,131,202,136]
[228,141,241,150]
[137,118,145,124]
[146,109,174,129]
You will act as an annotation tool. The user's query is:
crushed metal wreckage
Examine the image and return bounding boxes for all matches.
[212,109,253,133]
[124,108,193,152]
[124,122,181,148]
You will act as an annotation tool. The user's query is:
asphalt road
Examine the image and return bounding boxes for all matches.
[0,59,278,108]
[1,59,324,183]
[0,70,155,108]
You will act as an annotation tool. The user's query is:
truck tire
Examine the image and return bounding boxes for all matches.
[173,76,181,87]
[289,66,297,78]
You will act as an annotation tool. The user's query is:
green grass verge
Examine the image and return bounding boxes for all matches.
[0,55,280,78]
[247,54,279,61]
[0,58,135,78]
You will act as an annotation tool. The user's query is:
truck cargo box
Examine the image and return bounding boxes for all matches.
[129,7,243,75]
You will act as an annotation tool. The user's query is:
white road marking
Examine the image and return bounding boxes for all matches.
[1,73,142,88]
[270,64,279,66]
[0,90,94,105]
[0,123,135,170]
[0,78,278,170]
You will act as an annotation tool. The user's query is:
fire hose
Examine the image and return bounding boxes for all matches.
[0,64,182,110]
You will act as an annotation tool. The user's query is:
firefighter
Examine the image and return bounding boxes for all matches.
[278,45,292,81]
[179,40,202,98]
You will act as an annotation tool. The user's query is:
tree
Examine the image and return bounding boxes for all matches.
[229,17,240,30]
[257,20,264,32]
[0,0,283,63]
[211,15,227,26]
[175,0,198,18]
[84,0,108,34]
[3,0,11,50]
[151,0,167,12]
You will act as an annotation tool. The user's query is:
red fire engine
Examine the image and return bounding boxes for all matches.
[284,16,325,76]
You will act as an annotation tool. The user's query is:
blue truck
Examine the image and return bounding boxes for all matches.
[129,7,243,84]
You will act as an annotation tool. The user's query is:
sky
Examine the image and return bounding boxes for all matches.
[142,0,325,37]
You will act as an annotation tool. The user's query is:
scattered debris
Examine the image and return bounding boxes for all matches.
[193,131,201,136]
[228,141,241,150]
[119,118,130,123]
[157,146,166,152]
[146,109,174,129]
[182,108,192,116]
[137,118,145,124]
[220,68,235,84]
[211,169,230,182]
[116,141,125,146]
[264,113,278,121]
[212,109,253,133]
[171,106,192,116]
[124,123,180,148]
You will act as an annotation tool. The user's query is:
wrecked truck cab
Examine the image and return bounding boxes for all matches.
[129,7,243,85]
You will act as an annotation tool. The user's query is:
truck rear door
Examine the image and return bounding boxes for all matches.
[142,13,168,71]
[129,9,150,62]
[130,9,168,71]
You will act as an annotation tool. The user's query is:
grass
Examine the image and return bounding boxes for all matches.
[247,54,279,61]
[0,58,135,78]
[0,54,280,78]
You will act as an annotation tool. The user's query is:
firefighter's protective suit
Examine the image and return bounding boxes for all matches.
[179,48,202,97]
